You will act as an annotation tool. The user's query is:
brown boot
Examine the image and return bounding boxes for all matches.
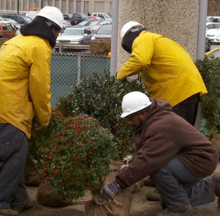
[156,205,192,216]
[11,200,36,213]
[0,209,19,216]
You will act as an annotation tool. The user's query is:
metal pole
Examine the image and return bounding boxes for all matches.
[197,0,208,60]
[77,55,81,84]
[110,0,119,76]
[195,0,208,130]
[17,0,20,14]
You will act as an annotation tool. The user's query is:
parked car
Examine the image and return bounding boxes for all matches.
[56,27,93,45]
[206,22,220,30]
[88,15,102,20]
[207,16,220,23]
[92,12,112,21]
[74,20,95,28]
[21,11,38,20]
[69,13,88,25]
[63,14,70,20]
[0,21,17,38]
[205,38,211,52]
[63,20,71,29]
[91,25,112,40]
[206,28,220,44]
[3,18,21,29]
[86,20,110,33]
[98,20,112,25]
[0,14,32,25]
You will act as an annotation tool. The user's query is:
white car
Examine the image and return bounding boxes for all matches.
[206,28,220,43]
[206,22,220,30]
[56,27,93,45]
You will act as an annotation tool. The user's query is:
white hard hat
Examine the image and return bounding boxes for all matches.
[120,21,144,41]
[37,6,64,29]
[121,91,152,118]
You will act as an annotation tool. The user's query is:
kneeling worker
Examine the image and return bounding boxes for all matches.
[100,91,219,216]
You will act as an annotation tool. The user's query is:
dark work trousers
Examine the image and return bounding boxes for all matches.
[0,123,29,209]
[172,93,201,126]
[150,156,215,212]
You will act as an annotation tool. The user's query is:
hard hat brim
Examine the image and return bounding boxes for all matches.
[120,102,152,118]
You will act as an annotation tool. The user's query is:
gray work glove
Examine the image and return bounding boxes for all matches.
[100,181,121,201]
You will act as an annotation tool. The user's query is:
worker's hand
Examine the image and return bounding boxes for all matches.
[100,181,121,201]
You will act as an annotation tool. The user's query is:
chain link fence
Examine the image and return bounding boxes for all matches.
[51,52,110,106]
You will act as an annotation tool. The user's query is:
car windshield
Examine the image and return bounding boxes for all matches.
[81,14,88,19]
[78,21,89,26]
[4,18,18,24]
[22,16,32,23]
[0,16,4,21]
[97,26,112,34]
[63,28,84,36]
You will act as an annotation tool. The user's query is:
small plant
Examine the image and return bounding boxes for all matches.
[196,57,220,138]
[30,110,117,200]
[57,72,145,158]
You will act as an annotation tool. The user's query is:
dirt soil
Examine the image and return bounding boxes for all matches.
[21,162,220,216]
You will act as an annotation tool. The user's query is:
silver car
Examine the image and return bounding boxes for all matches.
[56,27,93,45]
[91,25,112,40]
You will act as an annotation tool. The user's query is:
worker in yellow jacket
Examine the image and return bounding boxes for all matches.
[117,21,207,126]
[0,7,64,216]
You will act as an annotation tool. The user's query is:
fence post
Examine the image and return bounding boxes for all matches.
[77,55,81,84]
[59,42,62,54]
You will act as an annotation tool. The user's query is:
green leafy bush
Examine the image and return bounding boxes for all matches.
[57,72,145,158]
[30,110,117,200]
[196,57,220,137]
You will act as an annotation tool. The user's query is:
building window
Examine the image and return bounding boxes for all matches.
[13,0,17,10]
[69,0,74,14]
[76,1,81,13]
[62,0,66,12]
[55,0,59,8]
[84,1,89,14]
[109,2,112,14]
[95,2,104,12]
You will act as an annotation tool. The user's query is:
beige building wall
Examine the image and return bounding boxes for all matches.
[0,0,112,14]
[118,0,200,70]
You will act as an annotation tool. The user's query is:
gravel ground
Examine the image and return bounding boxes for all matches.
[20,163,220,216]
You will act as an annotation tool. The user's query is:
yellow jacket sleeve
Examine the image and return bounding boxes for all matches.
[29,46,51,127]
[117,33,154,79]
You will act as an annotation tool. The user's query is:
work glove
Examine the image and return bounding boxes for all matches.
[100,181,121,201]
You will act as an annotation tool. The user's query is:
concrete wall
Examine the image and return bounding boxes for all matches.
[117,0,200,70]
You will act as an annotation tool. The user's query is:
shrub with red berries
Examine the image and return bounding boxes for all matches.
[30,111,117,200]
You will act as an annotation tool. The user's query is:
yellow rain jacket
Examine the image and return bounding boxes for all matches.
[0,34,52,139]
[117,31,207,106]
